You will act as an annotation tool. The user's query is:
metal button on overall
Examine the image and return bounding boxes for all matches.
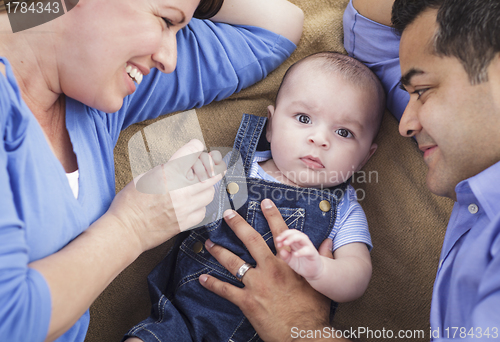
[319,200,331,212]
[193,241,204,254]
[227,182,239,195]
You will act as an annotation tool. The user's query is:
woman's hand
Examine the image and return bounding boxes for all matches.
[107,139,225,253]
[198,199,334,342]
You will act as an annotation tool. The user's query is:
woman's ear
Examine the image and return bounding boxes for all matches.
[266,105,275,143]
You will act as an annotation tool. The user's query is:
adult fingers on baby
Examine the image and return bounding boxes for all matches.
[204,238,255,285]
[168,176,218,222]
[209,150,223,164]
[168,139,204,162]
[223,209,276,266]
[192,158,209,182]
[199,273,244,306]
[260,199,291,254]
[198,152,215,177]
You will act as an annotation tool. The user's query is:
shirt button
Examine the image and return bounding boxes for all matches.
[226,182,239,195]
[468,203,479,214]
[193,241,204,254]
[319,200,331,212]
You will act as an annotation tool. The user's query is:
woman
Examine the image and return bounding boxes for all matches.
[0,0,303,340]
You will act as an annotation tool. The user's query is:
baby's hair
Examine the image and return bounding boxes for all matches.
[276,52,386,139]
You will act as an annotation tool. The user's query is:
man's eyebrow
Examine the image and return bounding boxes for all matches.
[399,68,425,89]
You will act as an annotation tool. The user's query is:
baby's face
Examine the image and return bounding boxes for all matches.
[266,65,378,188]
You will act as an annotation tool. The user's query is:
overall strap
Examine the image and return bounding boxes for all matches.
[230,114,267,176]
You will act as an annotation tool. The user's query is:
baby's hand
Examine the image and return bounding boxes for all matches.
[189,150,226,182]
[275,229,324,280]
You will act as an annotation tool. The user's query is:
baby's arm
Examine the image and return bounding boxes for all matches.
[276,230,372,302]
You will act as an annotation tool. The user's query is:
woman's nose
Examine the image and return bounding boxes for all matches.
[152,33,177,74]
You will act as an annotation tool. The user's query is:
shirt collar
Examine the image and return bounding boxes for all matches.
[456,160,500,221]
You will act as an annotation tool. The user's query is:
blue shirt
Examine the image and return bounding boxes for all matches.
[0,19,295,342]
[344,0,500,339]
[343,0,408,121]
[431,162,500,340]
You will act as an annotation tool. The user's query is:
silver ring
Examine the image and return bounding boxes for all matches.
[235,262,252,282]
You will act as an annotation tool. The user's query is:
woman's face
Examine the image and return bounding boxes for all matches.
[58,0,199,113]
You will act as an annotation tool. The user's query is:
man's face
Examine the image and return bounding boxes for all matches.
[398,9,500,200]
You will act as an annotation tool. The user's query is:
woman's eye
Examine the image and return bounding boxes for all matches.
[296,114,311,124]
[336,128,353,138]
[163,18,173,28]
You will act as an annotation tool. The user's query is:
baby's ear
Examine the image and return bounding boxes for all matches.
[359,143,378,169]
[265,105,275,143]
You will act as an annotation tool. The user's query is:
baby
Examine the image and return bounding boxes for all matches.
[267,51,385,302]
[125,52,385,342]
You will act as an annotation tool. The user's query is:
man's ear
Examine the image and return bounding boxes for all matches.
[490,53,500,108]
[266,105,275,143]
[359,143,378,170]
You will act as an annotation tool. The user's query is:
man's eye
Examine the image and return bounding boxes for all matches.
[296,114,311,124]
[414,88,428,100]
[336,128,353,138]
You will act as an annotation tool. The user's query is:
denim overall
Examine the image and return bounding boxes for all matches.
[126,114,347,342]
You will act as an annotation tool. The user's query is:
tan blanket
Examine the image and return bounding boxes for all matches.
[85,1,453,341]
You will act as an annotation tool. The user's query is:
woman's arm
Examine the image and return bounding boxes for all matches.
[29,141,222,341]
[211,0,304,45]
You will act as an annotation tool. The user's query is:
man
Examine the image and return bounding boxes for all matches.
[201,0,500,340]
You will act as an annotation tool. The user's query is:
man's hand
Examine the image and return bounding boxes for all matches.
[198,199,332,342]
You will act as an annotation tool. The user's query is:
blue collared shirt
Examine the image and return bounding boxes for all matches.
[430,161,500,341]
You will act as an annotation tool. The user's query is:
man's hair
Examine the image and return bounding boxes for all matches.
[392,0,500,85]
[276,52,386,138]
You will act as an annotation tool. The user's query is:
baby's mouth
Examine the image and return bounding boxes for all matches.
[125,64,143,85]
[300,156,325,169]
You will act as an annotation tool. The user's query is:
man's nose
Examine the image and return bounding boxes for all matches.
[399,98,422,138]
[152,33,177,74]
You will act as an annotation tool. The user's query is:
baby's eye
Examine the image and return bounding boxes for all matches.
[336,128,353,138]
[295,114,311,124]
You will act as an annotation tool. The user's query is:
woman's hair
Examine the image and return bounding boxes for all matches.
[194,0,224,19]
[1,0,225,18]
